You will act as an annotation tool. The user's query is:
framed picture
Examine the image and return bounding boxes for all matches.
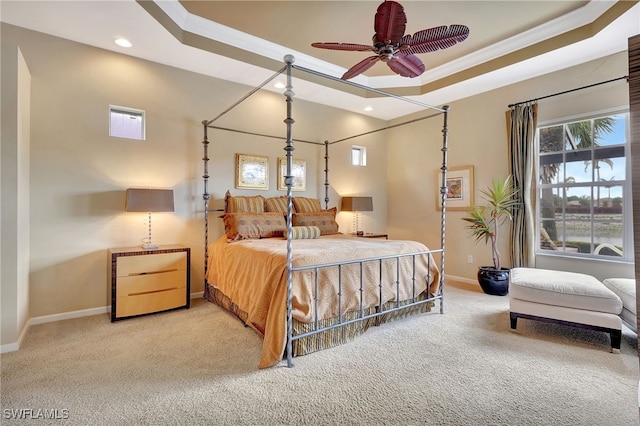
[436,165,474,211]
[235,153,269,190]
[277,157,306,191]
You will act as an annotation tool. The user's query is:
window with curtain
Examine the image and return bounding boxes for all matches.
[537,110,631,261]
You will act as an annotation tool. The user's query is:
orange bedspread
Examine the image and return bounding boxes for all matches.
[206,234,440,368]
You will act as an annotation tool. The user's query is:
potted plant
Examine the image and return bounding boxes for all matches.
[462,175,519,296]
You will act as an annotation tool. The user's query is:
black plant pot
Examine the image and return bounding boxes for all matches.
[477,267,510,296]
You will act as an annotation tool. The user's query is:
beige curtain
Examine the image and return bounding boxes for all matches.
[506,103,538,268]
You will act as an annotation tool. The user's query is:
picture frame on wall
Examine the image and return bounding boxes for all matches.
[277,157,306,191]
[235,153,269,190]
[436,165,474,211]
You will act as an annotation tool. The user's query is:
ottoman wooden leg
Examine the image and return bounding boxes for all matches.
[510,312,518,330]
[611,329,622,353]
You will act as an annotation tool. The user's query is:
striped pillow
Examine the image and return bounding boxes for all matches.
[292,207,339,235]
[285,226,321,240]
[265,196,289,213]
[292,197,322,212]
[222,212,287,240]
[224,191,265,213]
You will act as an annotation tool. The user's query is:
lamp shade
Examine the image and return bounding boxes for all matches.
[125,188,174,212]
[341,196,373,212]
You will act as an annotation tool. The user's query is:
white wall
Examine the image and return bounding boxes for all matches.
[17,46,30,340]
[1,43,30,347]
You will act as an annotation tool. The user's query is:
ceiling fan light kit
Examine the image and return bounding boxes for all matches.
[312,0,470,80]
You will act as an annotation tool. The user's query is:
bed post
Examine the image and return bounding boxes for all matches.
[439,105,450,314]
[324,141,330,210]
[202,120,211,300]
[283,54,296,368]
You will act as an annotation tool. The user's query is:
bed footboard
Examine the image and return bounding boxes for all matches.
[286,249,442,364]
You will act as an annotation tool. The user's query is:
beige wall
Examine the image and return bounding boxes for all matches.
[0,24,389,335]
[0,22,634,347]
[387,51,634,283]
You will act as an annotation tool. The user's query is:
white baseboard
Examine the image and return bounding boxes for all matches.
[30,306,108,326]
[0,319,31,354]
[1,292,205,354]
[1,342,21,354]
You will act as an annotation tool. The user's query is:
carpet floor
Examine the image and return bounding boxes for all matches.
[1,281,637,425]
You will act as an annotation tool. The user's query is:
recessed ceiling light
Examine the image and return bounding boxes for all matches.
[364,106,374,112]
[115,38,132,48]
[274,82,286,89]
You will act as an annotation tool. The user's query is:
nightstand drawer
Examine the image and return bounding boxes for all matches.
[116,270,186,298]
[116,288,186,318]
[117,252,186,277]
[109,245,190,321]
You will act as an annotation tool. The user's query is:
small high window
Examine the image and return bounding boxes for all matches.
[109,106,145,140]
[351,146,367,166]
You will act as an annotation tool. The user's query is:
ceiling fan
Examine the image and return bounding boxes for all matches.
[311,0,470,80]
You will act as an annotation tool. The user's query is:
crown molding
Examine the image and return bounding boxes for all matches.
[151,0,618,90]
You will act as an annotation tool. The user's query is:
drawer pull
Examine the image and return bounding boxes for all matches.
[128,287,178,296]
[129,268,178,276]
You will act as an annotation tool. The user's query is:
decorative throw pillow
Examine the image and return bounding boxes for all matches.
[256,213,288,238]
[292,207,339,235]
[292,197,322,213]
[265,196,289,213]
[224,190,265,213]
[285,226,321,240]
[222,212,287,240]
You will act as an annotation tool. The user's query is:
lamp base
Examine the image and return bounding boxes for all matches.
[141,243,159,250]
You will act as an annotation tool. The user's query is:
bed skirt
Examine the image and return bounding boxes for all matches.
[205,283,435,359]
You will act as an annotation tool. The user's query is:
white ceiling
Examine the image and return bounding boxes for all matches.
[1,1,639,120]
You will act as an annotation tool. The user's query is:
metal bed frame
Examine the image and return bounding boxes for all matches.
[202,55,451,367]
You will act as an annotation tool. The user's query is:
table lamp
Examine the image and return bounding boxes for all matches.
[341,196,373,235]
[125,188,174,250]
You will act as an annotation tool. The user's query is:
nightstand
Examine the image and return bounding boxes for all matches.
[108,245,190,322]
[353,233,388,239]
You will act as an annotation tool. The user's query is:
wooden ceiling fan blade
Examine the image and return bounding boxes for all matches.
[312,1,470,80]
[407,24,470,54]
[387,54,425,78]
[342,56,380,80]
[374,0,407,45]
[311,42,376,52]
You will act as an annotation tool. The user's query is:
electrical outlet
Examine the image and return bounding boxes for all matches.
[467,255,473,264]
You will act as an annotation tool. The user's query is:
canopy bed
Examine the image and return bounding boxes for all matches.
[201,55,451,368]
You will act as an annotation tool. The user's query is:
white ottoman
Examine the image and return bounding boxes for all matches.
[602,278,636,333]
[509,268,623,352]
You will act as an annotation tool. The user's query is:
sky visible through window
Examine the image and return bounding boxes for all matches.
[558,114,626,200]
